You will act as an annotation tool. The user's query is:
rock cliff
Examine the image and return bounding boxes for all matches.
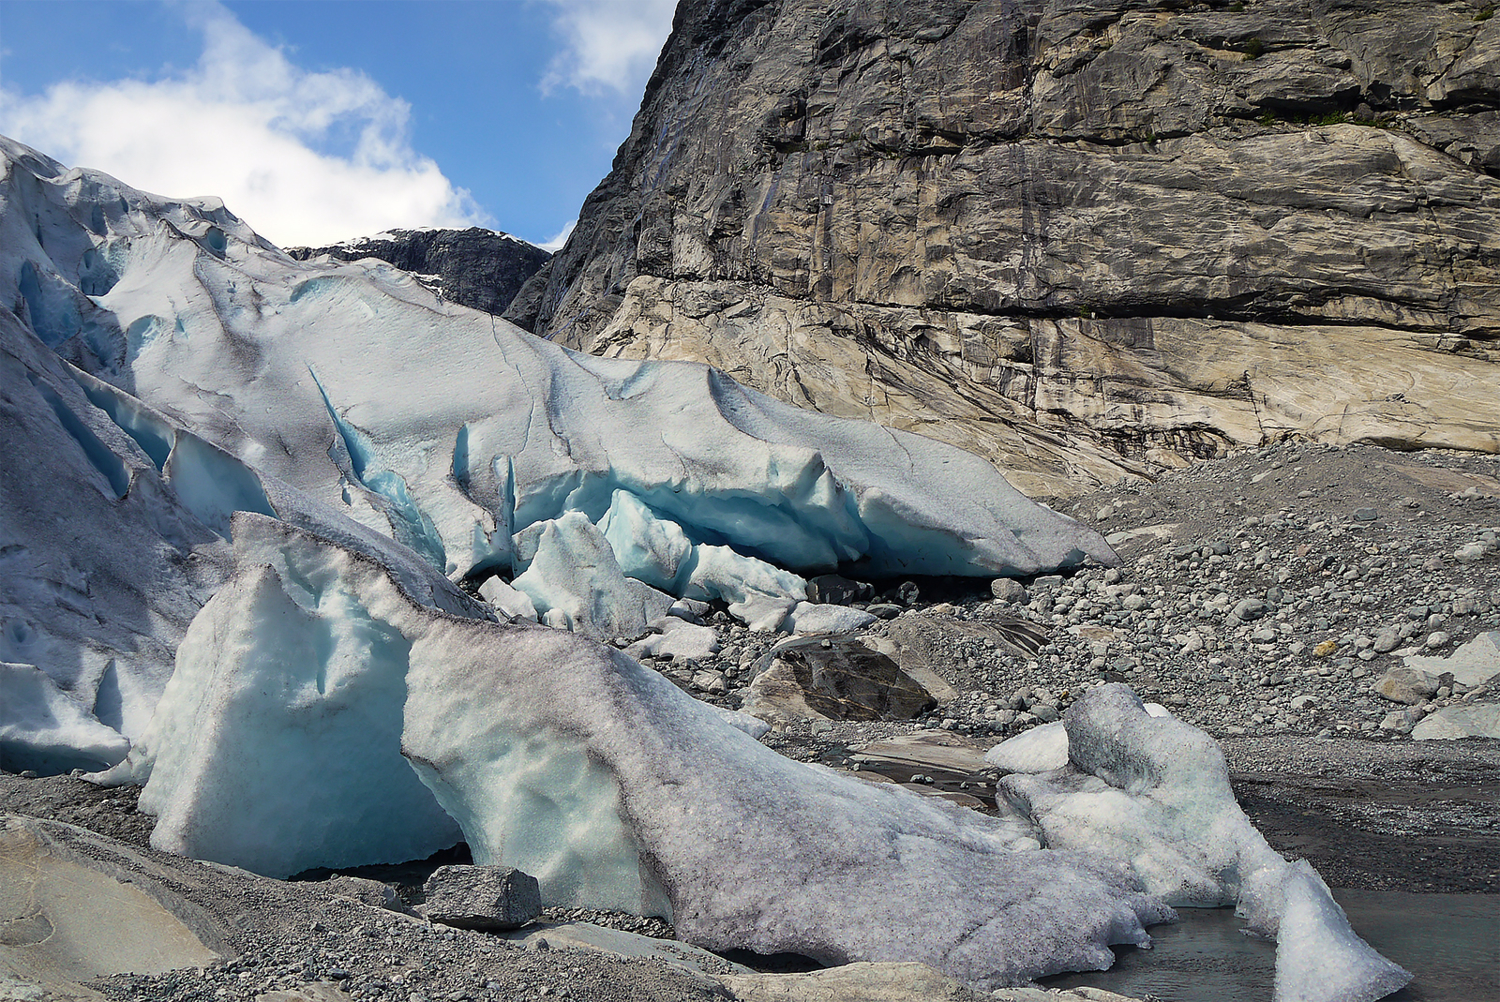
[508,0,1500,495]
[291,227,549,316]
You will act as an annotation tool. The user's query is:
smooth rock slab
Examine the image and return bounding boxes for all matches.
[422,864,542,931]
[0,816,224,997]
[1404,631,1500,688]
[1411,704,1500,741]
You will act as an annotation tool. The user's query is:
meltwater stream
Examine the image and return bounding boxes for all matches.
[1042,890,1499,1001]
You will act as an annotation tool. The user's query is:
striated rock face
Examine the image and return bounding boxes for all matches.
[508,0,1500,496]
[291,227,549,316]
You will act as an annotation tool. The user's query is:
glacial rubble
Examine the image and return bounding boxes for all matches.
[658,442,1500,751]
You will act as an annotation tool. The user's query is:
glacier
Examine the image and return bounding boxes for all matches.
[0,132,1413,1002]
[1,133,1111,594]
[1,131,1113,770]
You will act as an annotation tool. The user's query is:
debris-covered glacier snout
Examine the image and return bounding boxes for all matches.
[127,514,1171,989]
[405,619,1175,989]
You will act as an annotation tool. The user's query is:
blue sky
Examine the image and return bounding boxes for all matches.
[0,0,675,249]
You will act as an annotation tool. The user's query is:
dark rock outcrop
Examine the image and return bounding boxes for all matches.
[508,0,1500,495]
[291,227,549,316]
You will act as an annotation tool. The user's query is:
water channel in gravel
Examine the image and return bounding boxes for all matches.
[1041,889,1499,1001]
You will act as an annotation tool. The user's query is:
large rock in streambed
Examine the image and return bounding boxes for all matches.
[740,638,936,724]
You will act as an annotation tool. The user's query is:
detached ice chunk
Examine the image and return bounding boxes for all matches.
[1272,861,1412,1002]
[478,576,538,622]
[123,519,463,877]
[999,684,1410,1002]
[686,543,807,607]
[626,618,720,662]
[782,602,876,635]
[986,703,1171,775]
[511,512,668,641]
[1002,685,1284,905]
[727,594,796,632]
[0,661,129,773]
[985,720,1069,774]
[114,514,1170,989]
[596,490,810,630]
[710,705,772,740]
[598,490,693,593]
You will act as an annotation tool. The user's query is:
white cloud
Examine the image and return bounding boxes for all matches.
[540,0,676,97]
[537,220,577,253]
[0,2,487,247]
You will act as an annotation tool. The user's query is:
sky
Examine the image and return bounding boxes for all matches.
[0,0,676,250]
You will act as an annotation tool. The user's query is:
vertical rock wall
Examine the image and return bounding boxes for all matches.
[509,0,1500,495]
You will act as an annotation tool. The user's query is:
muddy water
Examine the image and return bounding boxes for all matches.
[1041,889,1500,1002]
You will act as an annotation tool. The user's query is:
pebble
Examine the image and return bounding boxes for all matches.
[1455,542,1488,562]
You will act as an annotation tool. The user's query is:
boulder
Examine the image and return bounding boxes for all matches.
[0,815,225,995]
[741,640,935,723]
[1373,668,1441,705]
[421,864,542,932]
[991,578,1029,605]
[805,574,873,605]
[848,731,993,778]
[255,986,356,1002]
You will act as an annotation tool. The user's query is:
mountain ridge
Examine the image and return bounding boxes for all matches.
[287,225,550,317]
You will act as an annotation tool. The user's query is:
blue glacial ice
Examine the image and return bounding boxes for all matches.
[118,517,463,877]
[0,661,130,774]
[0,134,1114,601]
